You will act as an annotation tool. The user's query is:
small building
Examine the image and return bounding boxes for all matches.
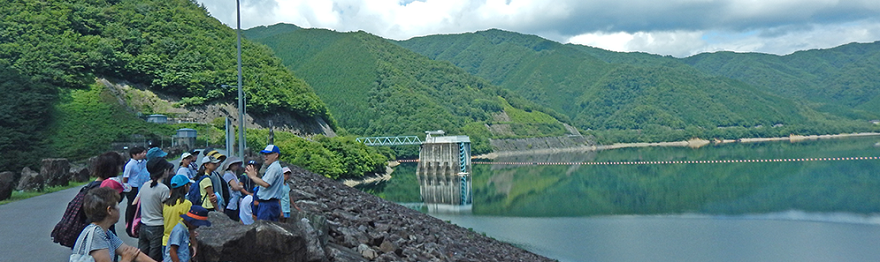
[146,114,168,124]
[174,128,197,149]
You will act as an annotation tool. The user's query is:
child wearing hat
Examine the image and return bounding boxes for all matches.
[165,205,212,262]
[162,175,193,253]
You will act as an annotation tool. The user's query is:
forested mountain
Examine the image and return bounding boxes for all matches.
[398,29,879,142]
[683,42,880,118]
[0,0,332,172]
[244,25,573,155]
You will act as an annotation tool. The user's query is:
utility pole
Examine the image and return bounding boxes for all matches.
[236,0,246,158]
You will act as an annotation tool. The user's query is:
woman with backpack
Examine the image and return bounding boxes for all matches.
[94,152,126,234]
[51,152,121,249]
[134,158,172,261]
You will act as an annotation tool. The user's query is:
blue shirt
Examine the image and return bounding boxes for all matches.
[281,183,291,213]
[123,159,143,188]
[164,223,191,262]
[137,159,149,187]
[256,161,284,201]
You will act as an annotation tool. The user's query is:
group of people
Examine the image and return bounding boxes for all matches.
[70,144,295,262]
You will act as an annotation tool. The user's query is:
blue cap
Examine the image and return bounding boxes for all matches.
[260,144,280,154]
[170,175,191,188]
[146,147,167,161]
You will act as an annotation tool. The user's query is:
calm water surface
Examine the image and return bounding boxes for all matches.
[362,136,880,262]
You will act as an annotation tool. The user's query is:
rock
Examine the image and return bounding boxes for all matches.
[336,226,369,247]
[373,222,391,233]
[289,209,329,246]
[357,244,378,260]
[16,167,43,191]
[41,158,70,187]
[71,167,90,183]
[378,239,399,254]
[0,171,15,201]
[196,212,310,262]
[291,188,317,200]
[297,217,328,262]
[325,243,366,262]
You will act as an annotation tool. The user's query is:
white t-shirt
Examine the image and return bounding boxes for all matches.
[239,195,254,225]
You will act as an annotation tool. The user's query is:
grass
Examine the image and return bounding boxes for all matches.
[0,180,91,206]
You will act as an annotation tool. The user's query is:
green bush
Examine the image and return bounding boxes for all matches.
[246,130,388,179]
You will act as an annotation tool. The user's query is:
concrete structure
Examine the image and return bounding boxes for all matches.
[146,114,168,124]
[174,128,197,149]
[417,131,472,213]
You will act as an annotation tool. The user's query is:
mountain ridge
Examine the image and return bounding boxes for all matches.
[245,25,577,156]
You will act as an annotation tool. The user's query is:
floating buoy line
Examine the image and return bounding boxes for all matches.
[398,156,880,166]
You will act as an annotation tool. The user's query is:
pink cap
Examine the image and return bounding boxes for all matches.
[282,167,291,174]
[101,179,124,194]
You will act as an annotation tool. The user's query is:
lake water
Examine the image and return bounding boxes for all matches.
[360,136,880,262]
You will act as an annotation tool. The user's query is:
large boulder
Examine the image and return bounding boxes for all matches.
[0,171,15,201]
[16,167,43,191]
[42,158,70,187]
[196,212,327,262]
[71,167,90,183]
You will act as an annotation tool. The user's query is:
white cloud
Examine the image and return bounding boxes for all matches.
[197,0,880,56]
[566,20,880,57]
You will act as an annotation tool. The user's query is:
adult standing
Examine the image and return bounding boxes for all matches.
[245,145,285,222]
[137,158,172,261]
[221,157,249,221]
[122,146,147,237]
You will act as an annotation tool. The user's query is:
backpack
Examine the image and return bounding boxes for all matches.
[239,174,255,195]
[216,172,231,208]
[187,175,209,206]
[51,181,101,248]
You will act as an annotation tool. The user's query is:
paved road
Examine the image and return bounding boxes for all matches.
[0,186,138,262]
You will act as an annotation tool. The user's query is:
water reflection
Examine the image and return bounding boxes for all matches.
[474,137,880,216]
[369,137,880,262]
[377,136,880,217]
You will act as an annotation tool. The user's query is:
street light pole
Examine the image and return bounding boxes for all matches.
[236,0,245,158]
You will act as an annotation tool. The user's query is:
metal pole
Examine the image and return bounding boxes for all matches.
[236,0,245,158]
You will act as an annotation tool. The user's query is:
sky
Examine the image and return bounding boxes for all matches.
[196,0,880,57]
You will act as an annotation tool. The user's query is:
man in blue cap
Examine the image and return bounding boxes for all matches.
[244,144,285,221]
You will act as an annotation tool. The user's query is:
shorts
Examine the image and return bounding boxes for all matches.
[255,199,281,222]
[283,212,290,218]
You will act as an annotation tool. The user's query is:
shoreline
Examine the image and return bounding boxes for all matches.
[474,132,880,160]
[341,161,399,187]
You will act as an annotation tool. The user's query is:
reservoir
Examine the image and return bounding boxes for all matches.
[361,136,880,262]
